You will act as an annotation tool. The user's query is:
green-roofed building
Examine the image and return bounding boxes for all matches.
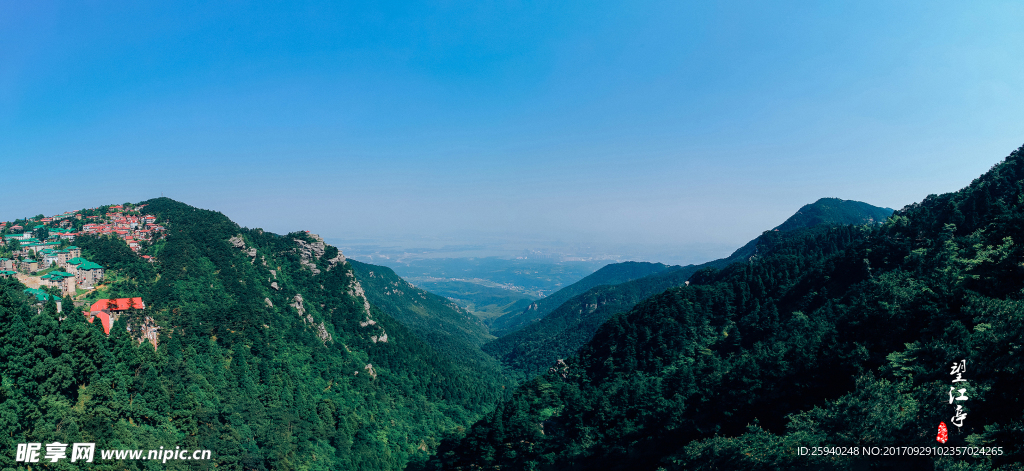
[76,260,104,288]
[22,288,63,312]
[0,270,17,279]
[79,261,103,270]
[41,270,77,295]
[24,288,51,301]
[20,259,38,272]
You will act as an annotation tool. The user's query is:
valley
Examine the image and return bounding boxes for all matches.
[1,151,1021,471]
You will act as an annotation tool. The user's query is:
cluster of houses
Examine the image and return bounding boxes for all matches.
[0,247,104,296]
[2,204,164,254]
[80,205,163,252]
[2,205,163,345]
[0,204,167,296]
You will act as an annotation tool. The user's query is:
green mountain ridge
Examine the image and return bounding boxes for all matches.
[0,198,508,471]
[483,197,895,380]
[488,261,673,337]
[423,145,1024,470]
[347,259,512,393]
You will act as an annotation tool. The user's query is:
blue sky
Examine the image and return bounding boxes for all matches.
[3,1,1023,264]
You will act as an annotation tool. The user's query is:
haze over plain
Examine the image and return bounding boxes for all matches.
[3,1,1023,263]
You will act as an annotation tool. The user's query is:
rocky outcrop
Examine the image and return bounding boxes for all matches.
[348,278,372,317]
[125,315,160,348]
[294,234,327,275]
[548,359,569,379]
[290,293,333,343]
[313,322,332,343]
[290,294,306,316]
[264,297,273,308]
[348,277,384,345]
[229,234,258,263]
[293,233,349,274]
[326,252,346,270]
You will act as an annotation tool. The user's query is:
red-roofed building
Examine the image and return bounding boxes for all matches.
[87,311,112,334]
[84,297,145,335]
[90,297,145,312]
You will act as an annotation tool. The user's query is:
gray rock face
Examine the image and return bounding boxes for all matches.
[229,235,246,249]
[288,293,333,343]
[294,234,326,275]
[290,294,305,316]
[326,252,346,270]
[229,234,258,263]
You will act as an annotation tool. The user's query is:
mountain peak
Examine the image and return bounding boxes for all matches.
[773,197,894,232]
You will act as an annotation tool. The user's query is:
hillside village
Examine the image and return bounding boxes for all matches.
[0,203,165,342]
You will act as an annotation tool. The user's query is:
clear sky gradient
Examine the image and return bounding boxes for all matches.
[3,1,1023,264]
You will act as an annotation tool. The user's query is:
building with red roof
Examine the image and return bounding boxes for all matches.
[84,297,145,335]
[89,297,145,312]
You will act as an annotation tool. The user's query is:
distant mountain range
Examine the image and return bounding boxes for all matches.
[483,197,896,380]
[422,147,1024,470]
[488,261,674,337]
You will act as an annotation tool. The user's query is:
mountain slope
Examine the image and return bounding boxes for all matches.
[483,198,894,380]
[489,261,672,337]
[774,197,894,232]
[0,198,508,471]
[423,145,1024,470]
[348,259,511,391]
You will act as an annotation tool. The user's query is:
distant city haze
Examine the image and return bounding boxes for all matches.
[3,2,1022,263]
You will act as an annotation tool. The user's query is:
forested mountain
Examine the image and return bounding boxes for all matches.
[483,198,894,380]
[489,261,672,337]
[347,259,512,392]
[775,197,894,232]
[422,147,1024,470]
[0,198,508,471]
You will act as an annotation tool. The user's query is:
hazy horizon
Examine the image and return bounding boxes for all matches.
[4,1,1023,261]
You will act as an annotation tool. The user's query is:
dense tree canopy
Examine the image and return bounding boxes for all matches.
[0,198,511,470]
[422,147,1024,470]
